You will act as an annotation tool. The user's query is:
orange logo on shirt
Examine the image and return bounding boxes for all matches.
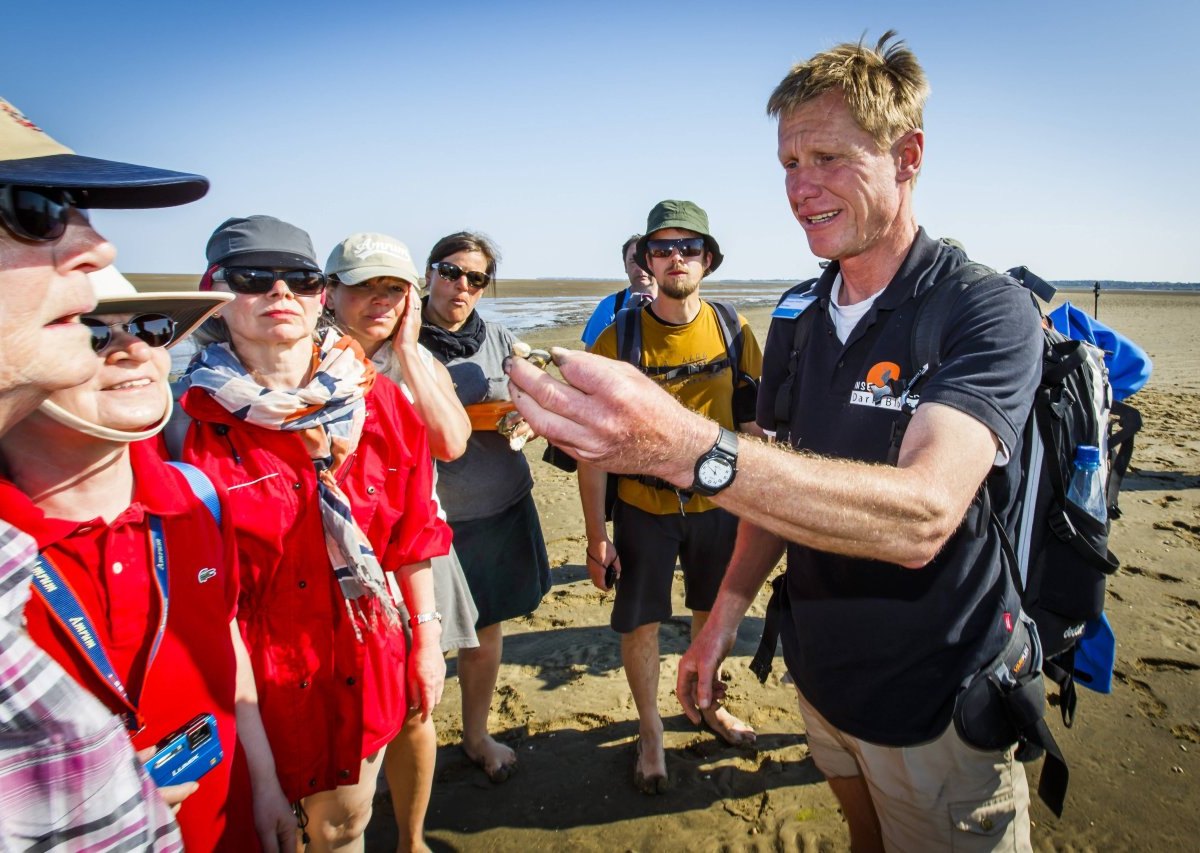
[865,361,902,389]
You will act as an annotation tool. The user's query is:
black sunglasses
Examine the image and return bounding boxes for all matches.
[215,266,327,296]
[430,261,490,290]
[81,313,177,352]
[645,237,705,259]
[0,185,87,243]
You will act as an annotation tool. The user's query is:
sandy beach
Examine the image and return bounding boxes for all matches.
[341,285,1199,851]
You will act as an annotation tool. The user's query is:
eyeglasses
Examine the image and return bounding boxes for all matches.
[645,237,705,259]
[0,185,87,243]
[430,261,490,290]
[81,313,177,352]
[214,266,327,296]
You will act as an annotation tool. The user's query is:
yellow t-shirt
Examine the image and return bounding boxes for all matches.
[591,301,763,515]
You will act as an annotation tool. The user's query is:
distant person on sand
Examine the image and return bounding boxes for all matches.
[508,32,1046,850]
[580,233,658,347]
[0,95,206,849]
[418,231,551,785]
[182,215,451,851]
[323,231,478,850]
[577,200,764,794]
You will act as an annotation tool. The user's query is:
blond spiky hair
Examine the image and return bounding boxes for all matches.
[766,30,930,151]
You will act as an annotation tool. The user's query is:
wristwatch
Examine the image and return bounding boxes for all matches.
[690,427,739,497]
[408,611,443,629]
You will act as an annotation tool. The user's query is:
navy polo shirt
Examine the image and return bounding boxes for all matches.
[756,228,1042,746]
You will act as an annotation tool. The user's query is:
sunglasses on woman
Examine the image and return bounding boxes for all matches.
[214,266,327,296]
[81,313,177,352]
[645,237,706,259]
[430,261,490,290]
[0,185,86,243]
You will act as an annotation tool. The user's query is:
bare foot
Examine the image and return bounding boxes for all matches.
[462,735,518,783]
[632,732,668,795]
[701,704,757,747]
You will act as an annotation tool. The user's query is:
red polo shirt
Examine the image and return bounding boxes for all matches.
[182,377,451,802]
[1,440,257,852]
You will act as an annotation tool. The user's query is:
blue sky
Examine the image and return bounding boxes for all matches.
[5,1,1197,282]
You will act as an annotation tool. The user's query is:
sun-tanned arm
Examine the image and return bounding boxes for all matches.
[506,349,996,568]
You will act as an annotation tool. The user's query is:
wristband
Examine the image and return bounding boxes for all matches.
[408,610,443,629]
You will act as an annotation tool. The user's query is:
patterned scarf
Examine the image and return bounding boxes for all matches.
[185,331,396,640]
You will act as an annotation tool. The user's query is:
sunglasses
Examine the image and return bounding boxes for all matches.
[430,261,490,290]
[0,185,87,243]
[81,313,177,352]
[215,266,327,296]
[645,237,705,259]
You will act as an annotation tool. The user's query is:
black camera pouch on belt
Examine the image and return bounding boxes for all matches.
[952,612,1070,817]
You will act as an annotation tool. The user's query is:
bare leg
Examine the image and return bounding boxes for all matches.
[383,711,434,853]
[690,611,756,746]
[457,622,516,781]
[827,775,884,853]
[621,621,667,790]
[300,751,382,853]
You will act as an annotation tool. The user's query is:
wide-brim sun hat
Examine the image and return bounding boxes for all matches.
[0,97,208,208]
[89,265,232,348]
[635,199,723,275]
[325,232,420,287]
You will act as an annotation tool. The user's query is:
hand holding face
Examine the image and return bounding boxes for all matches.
[505,347,716,484]
[391,287,422,362]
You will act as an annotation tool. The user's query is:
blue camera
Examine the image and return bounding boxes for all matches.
[147,713,223,788]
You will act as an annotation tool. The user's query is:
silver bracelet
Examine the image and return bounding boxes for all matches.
[408,610,443,628]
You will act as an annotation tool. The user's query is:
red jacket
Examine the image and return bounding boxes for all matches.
[3,440,256,852]
[181,377,450,801]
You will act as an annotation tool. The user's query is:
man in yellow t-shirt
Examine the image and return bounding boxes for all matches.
[578,200,764,794]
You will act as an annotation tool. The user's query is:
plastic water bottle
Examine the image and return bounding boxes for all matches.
[1066,445,1107,523]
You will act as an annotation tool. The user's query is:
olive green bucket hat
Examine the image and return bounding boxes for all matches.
[635,199,723,275]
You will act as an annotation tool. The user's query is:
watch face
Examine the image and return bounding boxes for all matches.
[698,457,733,489]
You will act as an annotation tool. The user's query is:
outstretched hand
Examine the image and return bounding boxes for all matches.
[505,348,716,482]
[675,620,737,725]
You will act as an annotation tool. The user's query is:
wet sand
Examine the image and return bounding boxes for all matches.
[348,287,1200,851]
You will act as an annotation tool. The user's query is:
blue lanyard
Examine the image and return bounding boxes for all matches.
[29,516,169,732]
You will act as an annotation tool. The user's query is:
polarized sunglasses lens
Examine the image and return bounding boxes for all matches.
[646,238,704,258]
[281,271,326,294]
[80,318,111,352]
[11,188,69,241]
[436,262,463,281]
[224,268,276,293]
[464,271,489,288]
[131,314,177,347]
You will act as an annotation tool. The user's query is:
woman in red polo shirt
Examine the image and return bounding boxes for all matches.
[180,216,451,851]
[0,267,295,851]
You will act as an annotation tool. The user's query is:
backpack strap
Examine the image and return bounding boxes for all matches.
[885,263,998,465]
[166,461,221,528]
[771,280,821,445]
[1106,399,1142,519]
[614,301,644,368]
[613,288,628,314]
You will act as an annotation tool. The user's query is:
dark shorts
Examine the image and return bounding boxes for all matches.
[451,491,551,629]
[610,498,738,633]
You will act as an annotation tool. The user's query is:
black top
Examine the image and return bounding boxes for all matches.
[756,228,1042,745]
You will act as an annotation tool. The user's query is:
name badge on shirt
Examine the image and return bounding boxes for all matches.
[772,291,817,320]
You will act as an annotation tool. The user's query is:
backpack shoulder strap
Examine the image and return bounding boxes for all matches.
[163,380,193,463]
[166,460,221,527]
[614,302,644,368]
[909,261,995,375]
[707,299,746,376]
[772,280,821,445]
[613,288,628,314]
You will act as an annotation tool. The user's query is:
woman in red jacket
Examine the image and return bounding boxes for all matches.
[181,216,451,851]
[0,266,294,851]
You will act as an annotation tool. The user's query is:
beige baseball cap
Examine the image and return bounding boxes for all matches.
[324,232,420,286]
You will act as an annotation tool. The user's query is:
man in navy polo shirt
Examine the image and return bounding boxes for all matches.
[507,32,1044,851]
